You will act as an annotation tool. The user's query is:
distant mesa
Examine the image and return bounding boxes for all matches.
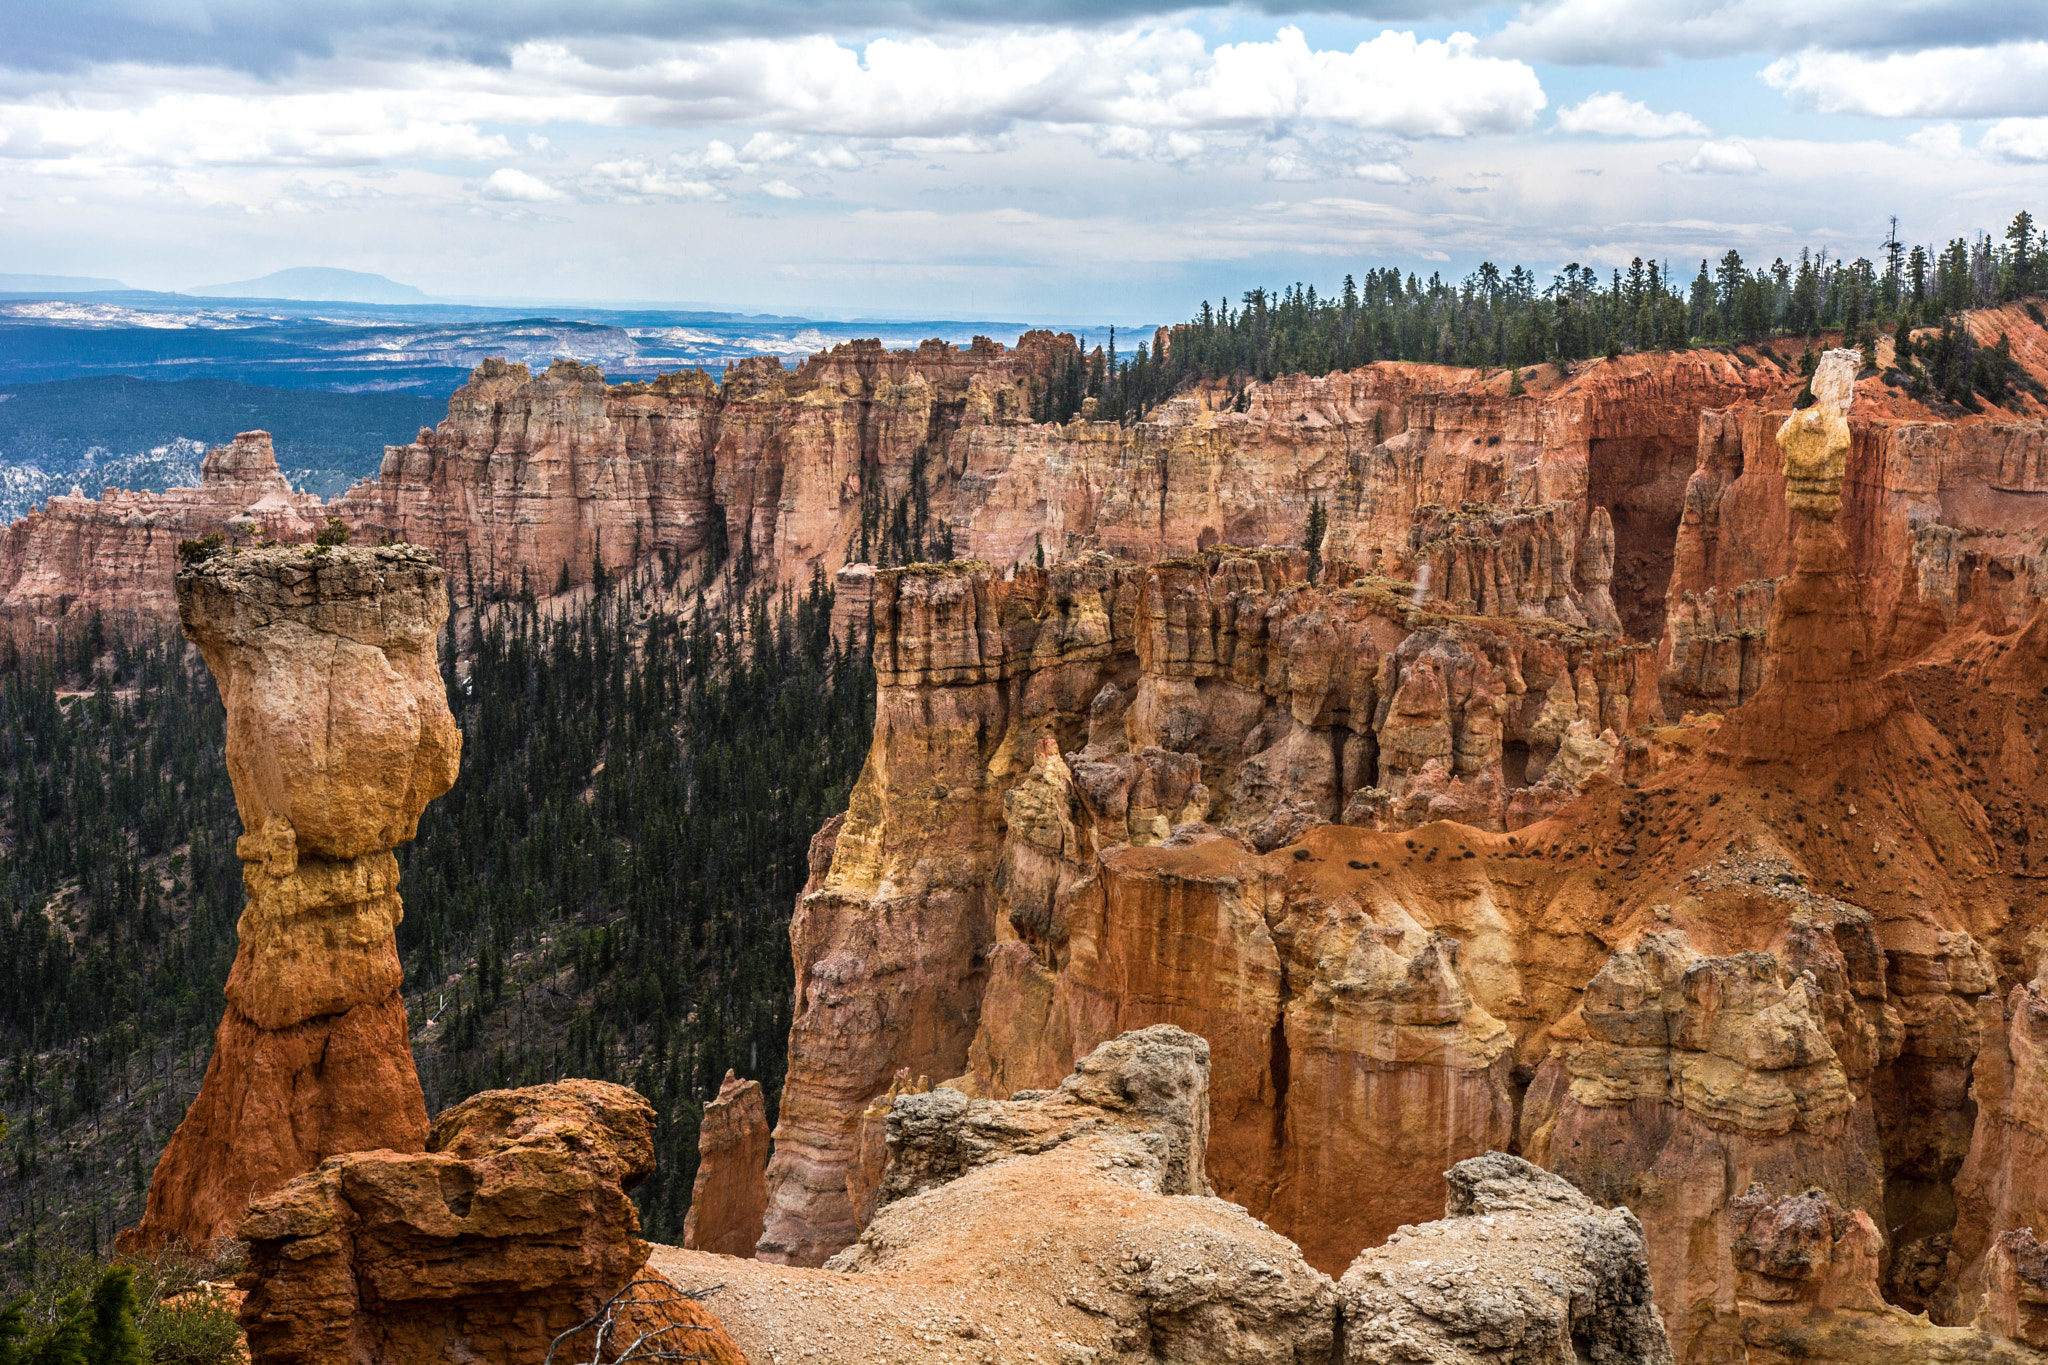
[0,272,129,292]
[186,266,431,305]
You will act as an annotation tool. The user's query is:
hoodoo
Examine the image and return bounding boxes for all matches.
[121,543,460,1250]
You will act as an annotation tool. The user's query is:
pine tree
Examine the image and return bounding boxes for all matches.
[85,1267,144,1365]
[1303,498,1328,584]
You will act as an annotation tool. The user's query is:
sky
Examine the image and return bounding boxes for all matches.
[2,1,2047,322]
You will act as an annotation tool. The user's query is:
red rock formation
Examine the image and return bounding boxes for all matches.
[0,333,1794,653]
[761,552,1659,1270]
[122,545,460,1252]
[682,1071,770,1258]
[758,343,2048,1365]
[0,431,323,644]
[237,1079,749,1365]
[666,1029,1338,1365]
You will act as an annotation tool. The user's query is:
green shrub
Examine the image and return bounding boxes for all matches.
[0,1250,239,1365]
[175,533,226,565]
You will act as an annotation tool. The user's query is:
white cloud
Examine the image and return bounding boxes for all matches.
[583,157,721,200]
[481,167,569,201]
[1095,127,1204,162]
[1493,0,2045,67]
[1263,150,1319,181]
[1761,42,2048,118]
[504,25,1543,141]
[1353,160,1411,184]
[760,178,802,198]
[1982,118,2048,163]
[1907,122,1967,158]
[803,143,863,170]
[1554,92,1708,138]
[1663,139,1762,175]
[0,91,515,169]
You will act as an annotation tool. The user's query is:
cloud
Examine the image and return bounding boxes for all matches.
[1663,139,1762,175]
[0,2,1491,76]
[1981,118,2048,163]
[481,166,568,200]
[1095,128,1204,162]
[501,25,1543,141]
[1263,143,1414,184]
[582,157,720,200]
[1491,0,2048,66]
[0,91,514,169]
[760,178,802,198]
[1554,92,1707,137]
[1761,42,2048,119]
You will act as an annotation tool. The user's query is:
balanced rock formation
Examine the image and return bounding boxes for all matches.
[122,544,460,1251]
[682,1071,771,1258]
[1338,1152,1670,1365]
[662,1027,1338,1364]
[237,1079,748,1365]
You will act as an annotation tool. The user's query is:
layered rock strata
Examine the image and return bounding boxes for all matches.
[759,550,1652,1268]
[683,1071,772,1257]
[0,431,323,645]
[1,338,1795,648]
[765,345,2048,1364]
[237,1079,748,1365]
[122,544,460,1251]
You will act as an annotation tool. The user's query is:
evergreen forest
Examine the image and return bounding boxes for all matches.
[1059,209,2048,423]
[0,562,871,1287]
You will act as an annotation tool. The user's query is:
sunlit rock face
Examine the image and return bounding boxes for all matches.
[122,544,459,1252]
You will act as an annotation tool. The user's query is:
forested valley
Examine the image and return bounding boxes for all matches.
[0,558,872,1298]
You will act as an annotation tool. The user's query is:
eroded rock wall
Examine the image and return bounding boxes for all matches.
[761,552,1657,1271]
[764,349,2048,1365]
[0,431,325,644]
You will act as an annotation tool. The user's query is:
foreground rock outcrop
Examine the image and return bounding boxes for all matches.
[1339,1151,1670,1365]
[660,1029,1677,1365]
[122,544,461,1251]
[665,1027,1340,1363]
[237,1079,748,1365]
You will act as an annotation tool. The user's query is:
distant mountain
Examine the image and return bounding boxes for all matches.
[0,273,128,292]
[188,267,431,304]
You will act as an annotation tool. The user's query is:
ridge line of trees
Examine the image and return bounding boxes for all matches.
[1045,210,2045,424]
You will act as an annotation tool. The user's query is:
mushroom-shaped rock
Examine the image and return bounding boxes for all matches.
[122,544,461,1252]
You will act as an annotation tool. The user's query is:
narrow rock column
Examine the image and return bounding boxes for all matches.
[1715,349,1893,758]
[122,544,460,1251]
[682,1071,771,1257]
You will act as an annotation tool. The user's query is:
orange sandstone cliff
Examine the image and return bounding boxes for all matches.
[754,347,2048,1364]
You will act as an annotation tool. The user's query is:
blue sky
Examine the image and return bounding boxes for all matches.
[2,1,2046,322]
